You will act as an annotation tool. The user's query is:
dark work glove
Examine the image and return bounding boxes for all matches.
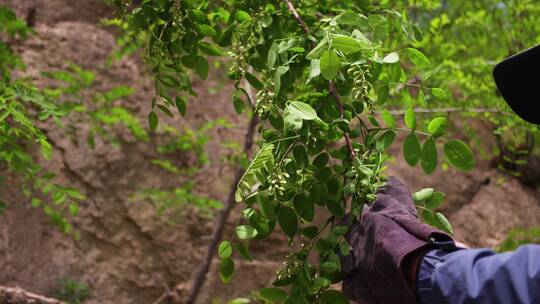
[340,177,456,304]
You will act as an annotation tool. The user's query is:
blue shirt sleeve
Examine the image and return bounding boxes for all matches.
[417,245,540,304]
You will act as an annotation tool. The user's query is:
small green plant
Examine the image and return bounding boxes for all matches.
[131,182,222,218]
[155,118,232,168]
[0,8,83,234]
[41,64,148,146]
[498,227,540,252]
[54,277,91,304]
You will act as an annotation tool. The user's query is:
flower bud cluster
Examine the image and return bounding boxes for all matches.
[255,81,275,117]
[267,169,289,196]
[228,44,248,77]
[348,64,371,101]
[275,253,302,282]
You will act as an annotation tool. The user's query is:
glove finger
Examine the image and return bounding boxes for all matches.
[376,177,417,215]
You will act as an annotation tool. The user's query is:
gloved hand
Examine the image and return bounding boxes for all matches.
[340,177,457,304]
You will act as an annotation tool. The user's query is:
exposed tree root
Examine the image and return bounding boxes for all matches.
[0,286,64,304]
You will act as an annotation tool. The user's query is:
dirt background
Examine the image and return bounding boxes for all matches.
[0,1,539,303]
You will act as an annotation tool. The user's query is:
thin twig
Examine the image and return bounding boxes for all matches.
[329,81,356,158]
[0,286,65,304]
[185,80,259,304]
[283,0,310,34]
[151,292,169,304]
[385,107,505,116]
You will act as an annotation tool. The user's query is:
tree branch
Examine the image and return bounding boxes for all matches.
[329,81,356,158]
[385,107,505,115]
[283,0,309,34]
[283,0,356,159]
[185,78,259,303]
[185,115,258,304]
[0,286,65,304]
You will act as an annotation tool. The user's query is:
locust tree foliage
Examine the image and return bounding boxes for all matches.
[111,0,476,302]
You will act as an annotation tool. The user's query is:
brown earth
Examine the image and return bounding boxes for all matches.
[0,1,539,303]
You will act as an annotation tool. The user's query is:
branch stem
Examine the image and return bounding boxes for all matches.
[283,0,310,34]
[385,107,505,115]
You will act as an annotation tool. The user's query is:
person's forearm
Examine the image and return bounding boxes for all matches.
[417,245,540,304]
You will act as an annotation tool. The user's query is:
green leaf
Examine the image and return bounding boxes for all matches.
[421,138,438,174]
[283,107,303,131]
[412,188,434,203]
[234,242,253,261]
[427,117,447,138]
[274,65,289,96]
[31,198,41,208]
[418,89,427,107]
[426,192,446,209]
[219,257,234,283]
[259,288,287,303]
[444,140,476,171]
[406,48,430,68]
[331,34,366,54]
[431,88,448,100]
[158,104,173,117]
[306,39,328,60]
[382,52,399,63]
[0,201,6,215]
[435,212,454,235]
[235,225,258,239]
[294,193,314,221]
[218,23,234,46]
[302,226,318,238]
[422,209,436,226]
[235,189,243,203]
[68,203,79,216]
[175,97,186,116]
[343,182,356,194]
[287,101,319,121]
[313,153,329,168]
[293,144,309,167]
[278,206,298,239]
[245,72,264,90]
[196,24,217,37]
[340,241,352,256]
[320,49,340,80]
[309,59,321,80]
[194,56,209,80]
[218,241,233,258]
[403,133,421,166]
[336,12,364,25]
[235,10,251,22]
[404,108,416,130]
[377,130,396,151]
[388,63,401,82]
[233,96,244,114]
[320,261,338,273]
[313,277,332,290]
[259,196,275,221]
[320,290,349,304]
[377,84,389,104]
[148,111,158,131]
[381,110,395,128]
[198,41,223,56]
[268,45,278,69]
[260,14,273,27]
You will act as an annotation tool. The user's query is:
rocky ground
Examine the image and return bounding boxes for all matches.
[0,1,539,303]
